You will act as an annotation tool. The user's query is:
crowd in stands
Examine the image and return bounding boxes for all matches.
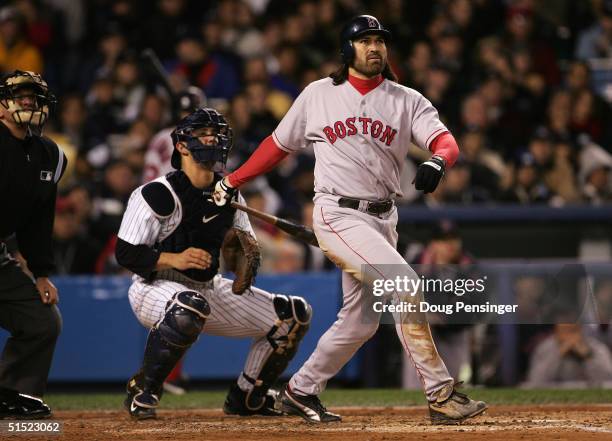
[4,0,611,390]
[2,0,612,275]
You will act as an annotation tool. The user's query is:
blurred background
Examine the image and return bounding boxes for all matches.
[1,0,612,392]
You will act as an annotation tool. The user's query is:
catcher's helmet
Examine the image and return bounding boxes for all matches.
[170,107,233,169]
[0,70,56,135]
[340,15,391,64]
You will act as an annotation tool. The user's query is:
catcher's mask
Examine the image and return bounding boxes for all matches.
[0,70,56,135]
[170,107,233,169]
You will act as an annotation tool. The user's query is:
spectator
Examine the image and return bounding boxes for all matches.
[141,0,193,62]
[404,40,431,91]
[525,320,612,387]
[432,25,465,76]
[143,86,206,183]
[528,127,579,204]
[90,159,137,244]
[219,0,265,60]
[113,52,146,127]
[502,4,560,85]
[79,21,127,92]
[565,60,591,93]
[500,152,551,204]
[587,280,612,351]
[459,129,505,181]
[172,32,240,101]
[55,93,88,150]
[576,0,612,60]
[51,197,101,275]
[270,44,302,99]
[63,181,94,231]
[424,158,490,205]
[571,89,604,143]
[0,6,43,73]
[546,89,572,142]
[579,138,612,204]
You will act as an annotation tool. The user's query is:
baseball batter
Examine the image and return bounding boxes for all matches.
[116,108,312,420]
[213,15,487,424]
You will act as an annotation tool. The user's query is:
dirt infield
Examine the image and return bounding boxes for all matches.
[4,405,612,441]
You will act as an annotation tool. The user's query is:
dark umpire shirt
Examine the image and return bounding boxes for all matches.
[0,122,67,288]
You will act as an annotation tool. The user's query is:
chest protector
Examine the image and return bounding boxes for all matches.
[156,171,235,282]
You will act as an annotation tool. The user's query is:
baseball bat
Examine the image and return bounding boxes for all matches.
[141,48,180,123]
[230,201,319,248]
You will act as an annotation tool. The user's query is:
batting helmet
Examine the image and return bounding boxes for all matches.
[175,86,206,115]
[170,107,233,169]
[340,15,391,64]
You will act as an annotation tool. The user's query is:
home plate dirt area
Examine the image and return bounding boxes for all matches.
[8,405,611,441]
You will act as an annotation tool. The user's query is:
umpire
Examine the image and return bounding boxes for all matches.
[0,70,66,419]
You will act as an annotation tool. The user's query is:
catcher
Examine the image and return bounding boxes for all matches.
[115,107,312,420]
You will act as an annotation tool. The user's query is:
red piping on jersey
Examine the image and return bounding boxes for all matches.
[348,74,384,95]
[226,135,288,187]
[319,205,427,390]
[429,131,459,168]
[426,128,446,147]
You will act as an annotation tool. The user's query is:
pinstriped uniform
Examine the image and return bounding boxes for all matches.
[118,175,287,392]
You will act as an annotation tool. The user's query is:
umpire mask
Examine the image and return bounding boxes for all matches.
[0,70,56,135]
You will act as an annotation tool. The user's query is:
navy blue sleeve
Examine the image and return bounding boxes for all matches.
[115,237,161,280]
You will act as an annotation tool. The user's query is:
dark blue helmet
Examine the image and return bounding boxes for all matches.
[340,15,391,64]
[170,107,233,169]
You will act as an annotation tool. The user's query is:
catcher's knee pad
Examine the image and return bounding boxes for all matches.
[271,295,312,348]
[242,295,312,410]
[157,291,210,347]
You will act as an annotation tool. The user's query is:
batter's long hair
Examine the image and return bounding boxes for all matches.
[329,62,398,85]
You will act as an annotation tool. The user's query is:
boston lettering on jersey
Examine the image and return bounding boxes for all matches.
[322,117,397,146]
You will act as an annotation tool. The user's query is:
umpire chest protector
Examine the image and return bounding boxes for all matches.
[151,171,236,281]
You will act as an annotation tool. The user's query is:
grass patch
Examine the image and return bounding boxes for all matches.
[45,388,612,411]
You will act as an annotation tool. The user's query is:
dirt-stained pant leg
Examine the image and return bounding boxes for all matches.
[289,204,452,400]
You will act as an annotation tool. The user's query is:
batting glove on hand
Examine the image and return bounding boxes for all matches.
[414,155,446,194]
[213,177,236,206]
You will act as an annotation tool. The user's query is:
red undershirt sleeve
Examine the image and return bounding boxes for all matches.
[226,135,289,187]
[430,131,459,168]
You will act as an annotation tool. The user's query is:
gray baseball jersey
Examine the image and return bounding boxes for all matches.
[272,77,447,201]
[272,77,453,401]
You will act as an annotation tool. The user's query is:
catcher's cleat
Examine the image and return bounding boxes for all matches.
[276,384,341,423]
[126,391,159,421]
[124,373,144,410]
[223,383,283,416]
[428,382,487,425]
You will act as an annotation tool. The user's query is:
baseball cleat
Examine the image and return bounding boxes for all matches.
[276,384,341,423]
[0,393,52,420]
[223,383,283,416]
[126,391,159,421]
[124,373,146,413]
[428,382,487,425]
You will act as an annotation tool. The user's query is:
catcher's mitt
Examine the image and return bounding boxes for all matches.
[222,228,261,294]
